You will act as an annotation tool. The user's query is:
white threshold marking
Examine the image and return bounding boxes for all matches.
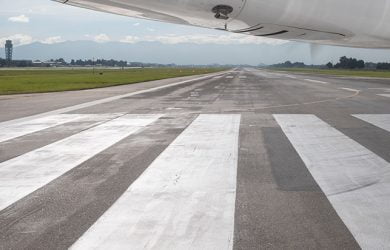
[71,114,241,250]
[0,113,122,143]
[340,87,360,92]
[0,114,161,211]
[304,79,328,84]
[274,114,390,249]
[353,114,390,132]
[1,71,229,127]
[378,93,390,98]
[226,76,234,79]
[213,76,223,79]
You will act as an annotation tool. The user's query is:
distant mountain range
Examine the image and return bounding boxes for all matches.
[1,40,390,65]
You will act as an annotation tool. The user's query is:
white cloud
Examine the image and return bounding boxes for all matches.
[0,34,34,47]
[133,23,140,26]
[8,14,30,23]
[120,33,287,45]
[93,33,111,43]
[120,36,140,44]
[41,36,64,44]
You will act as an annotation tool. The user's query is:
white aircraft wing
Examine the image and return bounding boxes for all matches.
[53,0,390,48]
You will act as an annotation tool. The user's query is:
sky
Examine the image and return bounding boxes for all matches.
[1,0,390,64]
[0,0,286,47]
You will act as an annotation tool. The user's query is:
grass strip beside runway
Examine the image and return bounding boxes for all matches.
[271,68,390,78]
[0,68,224,95]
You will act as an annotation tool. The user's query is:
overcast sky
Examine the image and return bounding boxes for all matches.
[1,0,390,64]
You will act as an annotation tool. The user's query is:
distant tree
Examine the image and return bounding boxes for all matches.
[326,62,333,69]
[335,56,365,69]
[55,58,66,64]
[377,62,390,70]
[356,60,365,69]
[271,61,307,68]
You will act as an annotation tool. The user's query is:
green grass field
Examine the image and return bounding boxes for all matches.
[269,68,390,78]
[0,68,225,95]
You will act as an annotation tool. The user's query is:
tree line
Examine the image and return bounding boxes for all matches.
[0,58,178,68]
[271,56,390,70]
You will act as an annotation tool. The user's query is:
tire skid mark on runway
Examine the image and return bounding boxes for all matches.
[353,114,390,132]
[0,114,120,143]
[0,114,162,211]
[71,114,241,250]
[216,88,361,113]
[274,114,390,250]
[0,72,229,127]
[252,88,360,111]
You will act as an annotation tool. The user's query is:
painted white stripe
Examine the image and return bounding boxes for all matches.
[1,71,229,127]
[353,114,390,132]
[226,76,234,79]
[0,113,122,143]
[0,114,161,211]
[274,114,390,250]
[378,93,390,98]
[304,79,328,84]
[71,114,241,250]
[340,87,360,92]
[367,88,390,92]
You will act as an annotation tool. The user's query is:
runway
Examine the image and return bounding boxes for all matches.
[0,68,389,249]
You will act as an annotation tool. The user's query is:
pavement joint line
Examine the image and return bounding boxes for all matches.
[0,71,231,127]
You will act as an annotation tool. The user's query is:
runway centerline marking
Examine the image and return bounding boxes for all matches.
[71,114,241,250]
[353,114,390,132]
[304,79,329,84]
[1,71,229,127]
[287,75,297,79]
[340,87,360,92]
[0,114,162,211]
[274,114,390,250]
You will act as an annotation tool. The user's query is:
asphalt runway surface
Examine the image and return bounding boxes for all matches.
[0,68,389,249]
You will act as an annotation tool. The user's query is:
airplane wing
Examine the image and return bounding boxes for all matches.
[53,0,390,48]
